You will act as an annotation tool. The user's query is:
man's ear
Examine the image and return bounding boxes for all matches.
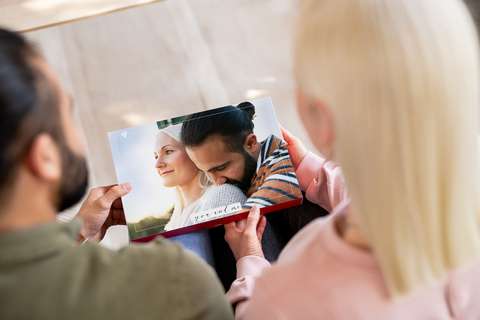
[24,133,61,182]
[243,133,259,153]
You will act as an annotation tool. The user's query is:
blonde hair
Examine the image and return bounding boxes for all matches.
[295,0,480,297]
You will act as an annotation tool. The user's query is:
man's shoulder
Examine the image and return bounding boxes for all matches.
[69,239,232,318]
[245,133,300,203]
[258,134,294,175]
[0,236,230,320]
[78,237,202,276]
[67,238,207,297]
[260,134,286,158]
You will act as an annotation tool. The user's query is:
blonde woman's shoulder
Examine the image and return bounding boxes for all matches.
[447,258,480,318]
[277,214,332,264]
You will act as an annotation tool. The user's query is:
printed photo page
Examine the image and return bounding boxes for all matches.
[108,97,303,241]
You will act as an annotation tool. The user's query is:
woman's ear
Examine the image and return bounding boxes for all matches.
[198,171,211,188]
[24,133,61,182]
[315,100,335,158]
[296,90,335,158]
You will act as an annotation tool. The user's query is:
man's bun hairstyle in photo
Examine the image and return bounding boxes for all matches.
[181,101,256,152]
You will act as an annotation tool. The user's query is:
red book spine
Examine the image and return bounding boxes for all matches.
[132,198,302,243]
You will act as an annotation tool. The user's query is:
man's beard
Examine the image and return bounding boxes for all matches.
[56,139,89,212]
[226,151,257,192]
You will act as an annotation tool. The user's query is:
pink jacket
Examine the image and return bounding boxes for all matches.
[226,152,480,319]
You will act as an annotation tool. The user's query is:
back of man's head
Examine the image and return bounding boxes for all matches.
[181,102,256,152]
[0,28,78,207]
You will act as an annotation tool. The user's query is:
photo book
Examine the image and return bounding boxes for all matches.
[108,97,303,241]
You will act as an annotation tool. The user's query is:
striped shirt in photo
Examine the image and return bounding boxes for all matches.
[244,134,302,208]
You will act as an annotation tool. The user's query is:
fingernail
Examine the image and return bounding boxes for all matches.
[121,183,132,192]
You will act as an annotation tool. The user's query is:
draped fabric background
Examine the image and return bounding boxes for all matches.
[0,0,313,248]
[3,0,477,247]
[0,0,162,32]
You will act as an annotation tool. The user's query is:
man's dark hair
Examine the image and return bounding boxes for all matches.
[181,101,256,152]
[0,28,62,193]
[465,0,480,24]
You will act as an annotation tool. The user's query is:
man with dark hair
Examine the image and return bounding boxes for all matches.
[0,28,232,320]
[181,102,303,285]
[465,0,480,25]
[181,102,302,208]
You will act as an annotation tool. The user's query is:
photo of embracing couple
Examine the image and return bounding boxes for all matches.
[110,98,302,240]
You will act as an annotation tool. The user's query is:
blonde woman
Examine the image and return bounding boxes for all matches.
[224,0,480,318]
[155,125,247,264]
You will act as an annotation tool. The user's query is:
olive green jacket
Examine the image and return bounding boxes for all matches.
[0,219,233,320]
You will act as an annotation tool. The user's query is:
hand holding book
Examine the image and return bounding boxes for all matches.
[78,183,131,241]
[281,127,307,170]
[224,206,267,261]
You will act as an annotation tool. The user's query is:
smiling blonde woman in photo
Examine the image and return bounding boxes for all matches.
[224,0,480,319]
[155,127,207,231]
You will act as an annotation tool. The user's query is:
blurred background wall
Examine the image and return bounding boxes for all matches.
[1,0,313,247]
[1,0,478,247]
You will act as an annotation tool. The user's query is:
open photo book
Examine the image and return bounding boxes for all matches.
[108,97,303,241]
